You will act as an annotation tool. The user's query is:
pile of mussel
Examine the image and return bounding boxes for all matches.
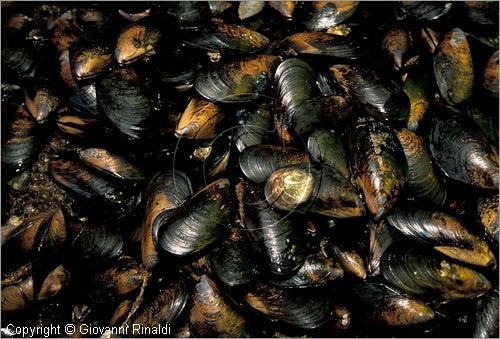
[1,1,499,338]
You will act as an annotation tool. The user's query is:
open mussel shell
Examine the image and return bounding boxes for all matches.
[269,253,343,289]
[280,95,352,137]
[130,279,189,327]
[299,1,359,31]
[96,67,152,139]
[68,218,124,263]
[351,116,408,221]
[69,31,113,80]
[368,219,394,277]
[307,129,350,179]
[115,20,161,65]
[476,193,499,242]
[182,22,269,56]
[79,148,145,181]
[381,242,491,300]
[209,223,261,287]
[142,170,192,270]
[280,32,364,59]
[394,1,453,21]
[1,105,42,178]
[49,158,139,215]
[433,27,474,105]
[190,275,251,337]
[194,54,281,103]
[429,107,499,190]
[236,179,306,275]
[396,128,446,206]
[352,282,434,326]
[243,281,332,329]
[330,64,410,123]
[473,290,499,338]
[275,58,316,110]
[154,178,231,257]
[239,144,310,184]
[24,79,60,123]
[233,105,273,152]
[386,205,496,268]
[265,164,365,218]
[482,50,499,98]
[175,96,225,139]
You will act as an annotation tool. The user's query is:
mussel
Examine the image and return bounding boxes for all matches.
[280,32,364,59]
[381,242,491,300]
[194,54,281,103]
[299,1,359,31]
[350,116,408,220]
[154,178,231,257]
[386,205,496,268]
[175,96,225,139]
[115,20,161,65]
[476,193,499,242]
[428,106,499,190]
[79,148,145,181]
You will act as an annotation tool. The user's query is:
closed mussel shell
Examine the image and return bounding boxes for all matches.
[115,19,161,65]
[24,79,59,122]
[236,179,306,275]
[175,96,225,139]
[130,279,189,328]
[394,1,453,21]
[158,1,210,30]
[473,290,499,338]
[307,129,350,179]
[154,178,231,257]
[1,29,36,81]
[429,107,499,189]
[476,193,499,242]
[367,219,394,277]
[299,1,359,31]
[182,22,269,56]
[381,242,491,300]
[79,148,145,181]
[381,26,409,69]
[433,27,474,105]
[68,218,124,263]
[142,170,192,270]
[281,32,364,59]
[403,61,432,132]
[49,158,139,215]
[2,105,42,178]
[386,205,496,268]
[482,50,499,98]
[233,105,273,152]
[70,30,113,80]
[351,282,434,326]
[238,1,266,20]
[265,164,365,218]
[396,128,446,206]
[239,144,310,184]
[269,1,297,19]
[56,114,100,139]
[195,54,281,103]
[190,275,251,337]
[209,223,261,287]
[330,64,410,123]
[281,95,352,137]
[243,281,332,329]
[322,242,367,279]
[275,58,316,110]
[84,256,145,304]
[96,67,152,139]
[351,116,408,220]
[269,253,343,288]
